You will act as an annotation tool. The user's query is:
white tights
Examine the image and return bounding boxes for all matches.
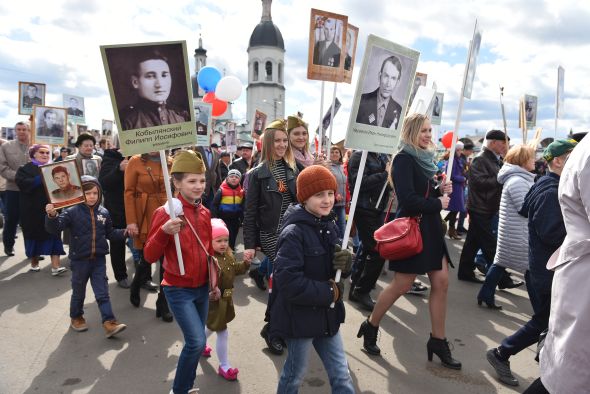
[205,328,231,371]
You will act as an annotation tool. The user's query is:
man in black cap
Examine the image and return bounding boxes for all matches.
[230,142,257,184]
[458,130,513,283]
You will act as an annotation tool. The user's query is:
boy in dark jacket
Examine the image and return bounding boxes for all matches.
[270,165,353,393]
[46,176,127,338]
[210,169,244,250]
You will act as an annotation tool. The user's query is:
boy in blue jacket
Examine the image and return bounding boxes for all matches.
[270,165,353,394]
[46,176,127,338]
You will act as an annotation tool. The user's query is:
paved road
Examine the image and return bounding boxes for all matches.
[0,228,539,393]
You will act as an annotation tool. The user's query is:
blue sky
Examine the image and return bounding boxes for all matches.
[0,0,588,143]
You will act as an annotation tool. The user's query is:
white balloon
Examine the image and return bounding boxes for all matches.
[215,76,242,102]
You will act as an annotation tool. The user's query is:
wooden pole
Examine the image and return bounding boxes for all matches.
[317,81,326,155]
[325,82,338,157]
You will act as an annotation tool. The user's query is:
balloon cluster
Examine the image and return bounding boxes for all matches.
[197,66,242,117]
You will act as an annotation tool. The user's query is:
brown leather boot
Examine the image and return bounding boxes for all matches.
[71,316,88,332]
[448,227,462,240]
[103,320,127,338]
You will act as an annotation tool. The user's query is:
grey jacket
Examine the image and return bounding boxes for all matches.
[0,140,29,191]
[493,163,535,273]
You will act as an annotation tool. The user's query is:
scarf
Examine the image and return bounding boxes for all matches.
[31,159,45,166]
[293,149,314,168]
[398,141,437,179]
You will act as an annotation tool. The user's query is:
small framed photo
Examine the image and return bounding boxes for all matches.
[102,119,113,136]
[430,93,444,125]
[307,9,348,82]
[40,159,85,209]
[345,34,420,154]
[195,102,212,146]
[523,94,537,129]
[1,127,15,141]
[251,109,267,139]
[101,40,195,155]
[342,24,359,84]
[409,72,428,107]
[32,105,68,146]
[82,159,100,177]
[63,94,85,123]
[77,124,88,135]
[18,82,46,115]
[226,122,237,152]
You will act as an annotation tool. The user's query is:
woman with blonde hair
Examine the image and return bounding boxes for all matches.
[242,119,298,354]
[477,144,536,309]
[287,114,315,170]
[356,113,461,369]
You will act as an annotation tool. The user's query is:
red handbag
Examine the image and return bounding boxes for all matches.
[373,183,428,261]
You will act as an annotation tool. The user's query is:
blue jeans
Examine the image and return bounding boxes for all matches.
[278,332,354,394]
[3,190,20,250]
[126,237,141,262]
[333,205,346,239]
[477,264,506,303]
[258,256,272,279]
[70,256,115,322]
[163,285,209,394]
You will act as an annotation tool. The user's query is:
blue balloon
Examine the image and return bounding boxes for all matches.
[197,66,222,93]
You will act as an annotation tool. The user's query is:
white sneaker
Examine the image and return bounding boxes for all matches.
[51,267,67,276]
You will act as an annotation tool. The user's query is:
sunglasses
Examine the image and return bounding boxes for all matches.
[37,151,51,154]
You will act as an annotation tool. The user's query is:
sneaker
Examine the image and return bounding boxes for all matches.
[486,348,519,386]
[71,316,88,332]
[218,366,239,381]
[407,281,428,295]
[29,266,41,272]
[103,320,127,338]
[202,345,212,357]
[52,267,68,276]
[117,278,130,288]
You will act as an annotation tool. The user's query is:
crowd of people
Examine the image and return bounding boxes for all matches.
[0,116,588,394]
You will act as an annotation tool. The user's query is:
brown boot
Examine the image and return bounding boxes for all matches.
[448,227,461,240]
[103,320,127,338]
[71,316,88,332]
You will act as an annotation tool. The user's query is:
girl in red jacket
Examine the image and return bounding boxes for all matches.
[143,150,219,394]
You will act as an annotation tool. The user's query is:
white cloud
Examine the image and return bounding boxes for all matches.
[0,0,588,145]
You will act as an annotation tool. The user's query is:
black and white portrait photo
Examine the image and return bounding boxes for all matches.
[524,94,537,128]
[346,35,419,154]
[307,9,348,82]
[63,94,85,121]
[409,72,427,107]
[226,122,237,152]
[77,124,88,135]
[102,119,113,136]
[1,127,15,141]
[342,24,359,84]
[463,26,482,99]
[18,81,46,115]
[32,106,67,145]
[82,158,100,177]
[195,102,212,146]
[430,92,444,125]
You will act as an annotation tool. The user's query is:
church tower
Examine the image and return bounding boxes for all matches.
[246,0,285,129]
[192,35,207,98]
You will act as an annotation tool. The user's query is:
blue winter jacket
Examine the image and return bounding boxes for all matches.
[269,204,345,339]
[519,172,565,293]
[45,177,124,260]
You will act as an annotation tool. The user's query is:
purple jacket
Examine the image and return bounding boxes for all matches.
[448,155,466,212]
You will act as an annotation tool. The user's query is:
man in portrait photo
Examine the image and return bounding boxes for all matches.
[50,165,81,202]
[23,84,42,109]
[344,30,354,71]
[119,48,190,131]
[356,55,403,129]
[83,159,99,177]
[432,95,441,117]
[312,17,341,67]
[196,121,207,136]
[409,75,423,106]
[67,97,84,117]
[37,108,64,137]
[525,96,536,122]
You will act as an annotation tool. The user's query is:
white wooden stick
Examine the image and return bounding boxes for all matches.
[317,81,326,155]
[326,82,338,157]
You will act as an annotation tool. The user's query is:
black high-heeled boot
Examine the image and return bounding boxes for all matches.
[129,260,150,307]
[155,292,173,323]
[357,319,381,355]
[426,334,462,370]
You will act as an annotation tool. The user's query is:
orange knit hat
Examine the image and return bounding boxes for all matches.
[296,165,337,203]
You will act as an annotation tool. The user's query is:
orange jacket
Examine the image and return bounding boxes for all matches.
[143,194,213,288]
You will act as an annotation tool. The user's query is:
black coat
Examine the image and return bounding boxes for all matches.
[270,204,345,339]
[388,152,451,274]
[355,88,402,129]
[16,162,50,240]
[347,151,390,212]
[98,149,126,228]
[242,161,297,250]
[467,148,503,215]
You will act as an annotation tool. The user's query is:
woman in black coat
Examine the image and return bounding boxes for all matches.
[356,114,462,370]
[16,144,66,274]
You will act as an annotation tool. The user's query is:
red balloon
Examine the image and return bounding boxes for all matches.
[441,131,455,149]
[202,92,227,117]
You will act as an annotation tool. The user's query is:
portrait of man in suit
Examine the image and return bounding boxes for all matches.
[356,55,403,129]
[66,97,84,117]
[312,17,342,68]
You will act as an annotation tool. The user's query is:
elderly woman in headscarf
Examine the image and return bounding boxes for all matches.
[15,144,66,274]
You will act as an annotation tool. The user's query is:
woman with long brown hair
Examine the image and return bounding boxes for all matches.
[356,113,461,369]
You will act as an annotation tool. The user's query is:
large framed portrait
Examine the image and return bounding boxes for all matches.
[251,109,267,140]
[40,159,85,209]
[101,40,196,155]
[63,94,85,123]
[82,158,100,177]
[32,105,68,146]
[307,9,348,82]
[341,24,359,84]
[345,34,420,154]
[18,82,46,115]
[102,119,113,136]
[409,72,427,107]
[430,92,444,125]
[195,102,212,147]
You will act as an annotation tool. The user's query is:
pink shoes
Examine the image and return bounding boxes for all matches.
[218,366,239,381]
[202,345,212,358]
